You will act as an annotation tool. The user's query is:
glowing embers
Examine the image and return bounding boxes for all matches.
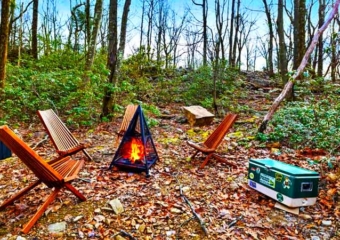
[109,105,159,177]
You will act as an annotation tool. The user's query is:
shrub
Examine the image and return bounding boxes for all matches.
[258,97,340,152]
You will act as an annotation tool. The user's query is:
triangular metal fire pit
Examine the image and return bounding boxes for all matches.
[109,105,159,177]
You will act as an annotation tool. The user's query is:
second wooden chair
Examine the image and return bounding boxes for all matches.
[37,109,92,161]
[186,113,237,168]
[114,104,138,147]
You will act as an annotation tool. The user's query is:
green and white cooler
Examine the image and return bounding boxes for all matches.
[248,158,320,207]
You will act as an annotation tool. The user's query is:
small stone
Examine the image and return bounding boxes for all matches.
[322,220,332,226]
[108,199,124,214]
[48,222,67,233]
[94,208,101,213]
[146,227,153,234]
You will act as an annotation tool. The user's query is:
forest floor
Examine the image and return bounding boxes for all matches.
[0,75,339,240]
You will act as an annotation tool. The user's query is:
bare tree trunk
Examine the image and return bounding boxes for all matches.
[139,0,145,49]
[9,0,16,50]
[156,0,164,64]
[118,0,132,64]
[258,0,340,133]
[277,0,288,83]
[146,0,155,60]
[102,0,131,118]
[85,0,103,71]
[192,0,208,66]
[331,20,336,82]
[317,0,325,77]
[32,0,38,59]
[293,0,306,69]
[18,3,23,66]
[85,0,91,53]
[102,0,118,118]
[229,0,235,67]
[232,0,240,69]
[0,0,11,88]
[262,0,274,76]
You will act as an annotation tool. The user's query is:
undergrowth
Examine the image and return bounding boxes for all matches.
[257,93,340,153]
[2,50,340,155]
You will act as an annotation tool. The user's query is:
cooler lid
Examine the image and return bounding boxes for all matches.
[250,158,319,177]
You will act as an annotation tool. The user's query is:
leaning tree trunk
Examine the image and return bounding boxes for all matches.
[258,0,340,133]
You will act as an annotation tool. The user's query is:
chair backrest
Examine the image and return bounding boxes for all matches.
[204,113,237,149]
[38,109,80,152]
[118,104,138,135]
[0,125,63,187]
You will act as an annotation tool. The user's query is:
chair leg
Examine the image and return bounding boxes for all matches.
[199,153,213,169]
[82,149,93,161]
[21,188,61,234]
[64,183,86,201]
[0,180,41,210]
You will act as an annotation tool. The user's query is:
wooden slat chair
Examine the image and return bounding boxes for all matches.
[37,109,92,161]
[114,104,138,147]
[187,113,238,169]
[0,125,86,233]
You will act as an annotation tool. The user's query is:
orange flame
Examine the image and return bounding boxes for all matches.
[122,138,145,163]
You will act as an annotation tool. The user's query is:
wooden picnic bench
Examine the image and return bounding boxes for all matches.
[0,125,86,233]
[37,109,92,161]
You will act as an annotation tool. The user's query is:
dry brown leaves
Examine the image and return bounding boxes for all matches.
[0,104,339,239]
